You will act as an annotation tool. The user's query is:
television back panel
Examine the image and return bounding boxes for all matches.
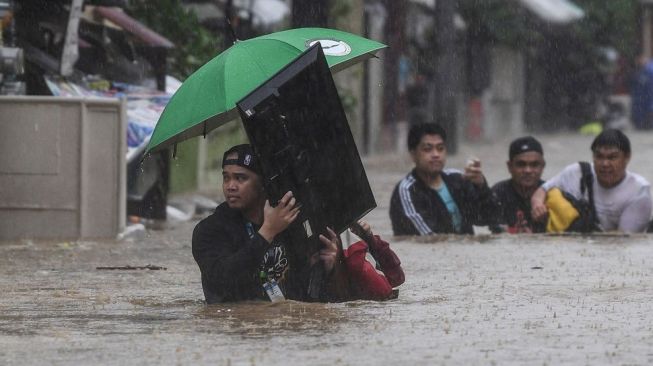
[237,44,376,239]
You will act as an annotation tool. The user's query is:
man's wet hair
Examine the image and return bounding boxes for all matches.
[591,129,631,156]
[407,123,447,151]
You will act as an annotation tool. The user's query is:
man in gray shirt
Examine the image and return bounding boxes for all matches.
[531,129,652,233]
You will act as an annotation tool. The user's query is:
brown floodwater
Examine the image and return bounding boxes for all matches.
[3,224,653,365]
[5,132,653,365]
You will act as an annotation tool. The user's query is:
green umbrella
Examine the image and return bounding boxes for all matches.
[145,27,386,155]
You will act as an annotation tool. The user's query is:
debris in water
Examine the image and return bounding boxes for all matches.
[96,264,167,270]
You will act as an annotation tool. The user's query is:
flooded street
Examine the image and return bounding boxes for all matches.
[3,132,653,365]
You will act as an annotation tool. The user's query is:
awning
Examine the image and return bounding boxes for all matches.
[92,6,174,48]
[519,0,584,24]
[410,0,583,24]
[411,0,435,7]
[248,0,290,26]
[184,0,289,27]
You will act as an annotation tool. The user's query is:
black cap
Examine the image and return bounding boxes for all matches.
[509,136,543,160]
[222,144,262,175]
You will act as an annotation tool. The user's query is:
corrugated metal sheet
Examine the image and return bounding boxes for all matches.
[519,0,584,24]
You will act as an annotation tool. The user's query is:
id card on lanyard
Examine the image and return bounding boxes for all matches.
[246,221,286,302]
[263,279,285,302]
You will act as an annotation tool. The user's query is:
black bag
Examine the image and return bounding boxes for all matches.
[564,162,599,233]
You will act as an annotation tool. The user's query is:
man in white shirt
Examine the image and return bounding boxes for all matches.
[531,129,652,233]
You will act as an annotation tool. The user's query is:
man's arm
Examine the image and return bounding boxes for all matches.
[530,187,548,222]
[488,183,507,233]
[351,221,405,287]
[389,183,430,236]
[461,169,497,226]
[619,188,653,233]
[530,164,581,223]
[192,222,269,299]
[461,159,499,226]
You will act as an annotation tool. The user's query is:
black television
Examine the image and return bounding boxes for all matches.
[236,43,376,258]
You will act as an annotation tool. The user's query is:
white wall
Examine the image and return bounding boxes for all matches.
[0,97,126,240]
[482,46,526,141]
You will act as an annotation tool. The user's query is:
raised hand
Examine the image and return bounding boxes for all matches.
[318,227,340,274]
[463,158,486,187]
[259,191,300,243]
[349,220,373,240]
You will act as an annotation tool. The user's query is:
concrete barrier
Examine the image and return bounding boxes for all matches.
[0,96,126,240]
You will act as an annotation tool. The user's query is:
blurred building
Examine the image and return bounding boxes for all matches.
[396,0,590,143]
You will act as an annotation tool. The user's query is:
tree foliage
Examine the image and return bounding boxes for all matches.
[459,0,542,47]
[572,0,638,58]
[459,0,638,57]
[126,0,220,80]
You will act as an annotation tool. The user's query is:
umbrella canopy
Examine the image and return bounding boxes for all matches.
[145,27,386,155]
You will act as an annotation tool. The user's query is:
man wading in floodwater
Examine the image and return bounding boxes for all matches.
[531,129,652,233]
[490,136,547,234]
[192,144,338,303]
[389,123,496,235]
[192,144,404,303]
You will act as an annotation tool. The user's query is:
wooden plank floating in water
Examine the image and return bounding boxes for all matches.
[96,265,167,271]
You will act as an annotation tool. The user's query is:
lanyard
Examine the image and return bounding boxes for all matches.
[246,221,268,281]
[245,221,256,239]
[248,221,286,302]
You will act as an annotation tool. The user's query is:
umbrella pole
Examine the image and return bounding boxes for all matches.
[224,2,239,45]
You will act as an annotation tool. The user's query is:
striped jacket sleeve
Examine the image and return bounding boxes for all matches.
[390,175,433,235]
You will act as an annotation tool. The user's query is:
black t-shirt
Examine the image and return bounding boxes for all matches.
[490,179,546,234]
[249,221,291,293]
[192,203,310,303]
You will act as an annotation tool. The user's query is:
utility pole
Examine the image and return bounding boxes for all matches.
[60,0,83,77]
[381,0,406,150]
[434,0,458,153]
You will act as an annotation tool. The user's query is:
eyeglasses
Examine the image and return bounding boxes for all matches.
[512,161,544,169]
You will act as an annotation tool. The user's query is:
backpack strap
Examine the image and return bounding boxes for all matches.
[579,162,591,194]
[578,161,597,226]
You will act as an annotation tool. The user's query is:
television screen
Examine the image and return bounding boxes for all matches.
[237,43,376,244]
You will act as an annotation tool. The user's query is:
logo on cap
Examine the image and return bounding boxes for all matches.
[244,154,252,166]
